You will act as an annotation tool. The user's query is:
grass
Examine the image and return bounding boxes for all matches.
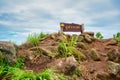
[36,68,69,80]
[27,32,48,46]
[13,58,25,68]
[113,32,120,42]
[0,51,68,80]
[58,36,78,57]
[27,33,40,46]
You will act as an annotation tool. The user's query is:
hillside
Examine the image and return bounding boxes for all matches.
[0,31,120,80]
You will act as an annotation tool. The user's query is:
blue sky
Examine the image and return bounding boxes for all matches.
[0,0,120,44]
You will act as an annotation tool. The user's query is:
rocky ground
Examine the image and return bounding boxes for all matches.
[0,31,120,80]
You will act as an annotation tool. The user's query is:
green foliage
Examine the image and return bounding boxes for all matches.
[1,67,35,80]
[10,68,35,80]
[95,32,104,39]
[27,33,40,46]
[0,54,10,66]
[36,68,69,80]
[13,58,25,68]
[36,69,53,80]
[27,32,47,46]
[113,32,120,42]
[58,36,78,57]
[38,32,47,39]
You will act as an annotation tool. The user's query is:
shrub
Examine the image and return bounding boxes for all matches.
[113,32,120,42]
[95,32,104,39]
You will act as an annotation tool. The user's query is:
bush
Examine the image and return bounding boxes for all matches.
[113,32,120,42]
[95,32,104,39]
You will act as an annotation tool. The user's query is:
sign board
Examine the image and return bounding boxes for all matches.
[60,23,84,33]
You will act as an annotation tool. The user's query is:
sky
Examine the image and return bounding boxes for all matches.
[0,0,120,45]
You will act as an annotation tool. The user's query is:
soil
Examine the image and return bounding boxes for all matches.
[18,33,120,79]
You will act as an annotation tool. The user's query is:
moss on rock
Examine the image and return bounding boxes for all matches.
[89,48,100,61]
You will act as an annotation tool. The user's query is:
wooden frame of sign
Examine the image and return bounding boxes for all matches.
[60,23,84,33]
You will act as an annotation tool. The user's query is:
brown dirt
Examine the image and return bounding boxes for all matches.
[17,33,120,79]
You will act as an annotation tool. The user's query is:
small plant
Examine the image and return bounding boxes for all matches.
[38,32,48,39]
[27,32,48,46]
[36,68,68,80]
[36,69,53,80]
[113,32,120,42]
[95,32,104,39]
[13,58,25,68]
[7,67,35,80]
[58,36,78,57]
[27,33,40,46]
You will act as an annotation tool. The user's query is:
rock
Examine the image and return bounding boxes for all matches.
[76,42,87,50]
[77,36,84,42]
[72,34,78,38]
[72,48,86,61]
[30,46,58,58]
[56,34,67,41]
[81,32,94,37]
[0,41,17,63]
[108,61,120,75]
[84,34,92,43]
[51,57,77,75]
[96,71,110,80]
[50,33,58,39]
[89,48,100,61]
[106,39,118,45]
[107,49,120,62]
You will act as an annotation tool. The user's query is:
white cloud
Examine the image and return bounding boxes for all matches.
[0,0,120,44]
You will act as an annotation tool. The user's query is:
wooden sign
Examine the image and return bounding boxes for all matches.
[60,23,84,33]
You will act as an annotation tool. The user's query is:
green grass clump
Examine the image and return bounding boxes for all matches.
[0,53,68,80]
[13,58,25,68]
[27,32,48,46]
[38,32,48,39]
[113,32,120,42]
[95,32,104,39]
[27,33,40,46]
[58,36,78,57]
[36,69,53,80]
[36,68,69,80]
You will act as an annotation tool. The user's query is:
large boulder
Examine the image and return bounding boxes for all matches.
[0,41,17,63]
[48,57,77,75]
[108,61,120,75]
[107,49,120,62]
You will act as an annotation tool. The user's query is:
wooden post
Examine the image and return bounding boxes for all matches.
[81,24,84,33]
